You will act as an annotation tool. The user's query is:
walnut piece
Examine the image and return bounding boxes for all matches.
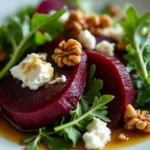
[64,9,113,38]
[108,4,121,16]
[0,46,7,61]
[64,10,87,39]
[118,133,129,141]
[124,104,150,132]
[87,15,112,35]
[52,39,82,67]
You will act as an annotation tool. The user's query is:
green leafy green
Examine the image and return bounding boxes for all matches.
[83,65,103,103]
[0,7,67,81]
[121,7,150,108]
[24,133,41,150]
[23,65,113,150]
[15,6,35,21]
[62,127,81,147]
[44,136,70,150]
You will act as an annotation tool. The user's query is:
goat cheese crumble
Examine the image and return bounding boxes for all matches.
[83,118,111,150]
[10,53,54,90]
[101,24,124,41]
[78,30,96,50]
[96,40,115,56]
[49,75,67,85]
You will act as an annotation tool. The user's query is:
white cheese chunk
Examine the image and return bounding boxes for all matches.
[49,10,70,23]
[49,75,67,85]
[10,53,54,90]
[78,30,96,50]
[101,24,124,41]
[96,40,115,56]
[83,118,111,150]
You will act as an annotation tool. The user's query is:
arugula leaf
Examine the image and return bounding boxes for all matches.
[44,136,70,150]
[54,94,113,131]
[34,31,51,45]
[83,65,103,103]
[0,7,67,81]
[24,134,41,150]
[92,110,110,122]
[121,7,150,107]
[25,141,39,150]
[62,127,81,147]
[23,135,37,143]
[31,13,63,39]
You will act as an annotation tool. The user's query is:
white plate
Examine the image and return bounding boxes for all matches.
[0,0,150,150]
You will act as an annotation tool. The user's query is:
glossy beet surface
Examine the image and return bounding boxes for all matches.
[86,50,135,128]
[0,41,88,130]
[36,0,74,14]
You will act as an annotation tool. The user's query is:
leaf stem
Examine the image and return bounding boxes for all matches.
[54,110,91,132]
[54,103,106,132]
[135,42,148,79]
[0,30,34,80]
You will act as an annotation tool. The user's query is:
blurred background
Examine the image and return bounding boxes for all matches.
[0,0,150,22]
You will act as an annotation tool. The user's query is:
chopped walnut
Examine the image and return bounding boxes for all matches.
[100,15,113,28]
[86,15,102,36]
[64,10,87,39]
[124,104,150,132]
[108,4,121,16]
[64,9,113,38]
[86,15,113,36]
[0,46,7,61]
[118,133,129,141]
[52,39,82,67]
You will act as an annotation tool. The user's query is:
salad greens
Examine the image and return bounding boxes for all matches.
[121,7,150,108]
[0,7,67,81]
[23,65,114,150]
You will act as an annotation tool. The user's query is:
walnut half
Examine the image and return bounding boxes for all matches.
[124,104,150,132]
[52,39,82,67]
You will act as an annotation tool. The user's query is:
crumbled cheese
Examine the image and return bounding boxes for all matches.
[96,40,115,56]
[49,75,67,85]
[49,10,70,22]
[101,24,124,41]
[82,118,111,150]
[141,27,148,36]
[10,53,54,90]
[78,30,96,50]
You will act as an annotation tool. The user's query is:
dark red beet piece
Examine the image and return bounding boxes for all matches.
[0,41,88,131]
[85,50,135,128]
[36,0,74,14]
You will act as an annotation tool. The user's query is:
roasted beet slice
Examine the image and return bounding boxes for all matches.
[36,0,74,14]
[86,50,135,128]
[0,41,88,131]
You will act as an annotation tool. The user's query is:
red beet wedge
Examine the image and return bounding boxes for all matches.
[86,50,135,128]
[36,0,74,14]
[0,41,88,131]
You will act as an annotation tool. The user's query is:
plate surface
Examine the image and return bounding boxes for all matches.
[0,0,150,150]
